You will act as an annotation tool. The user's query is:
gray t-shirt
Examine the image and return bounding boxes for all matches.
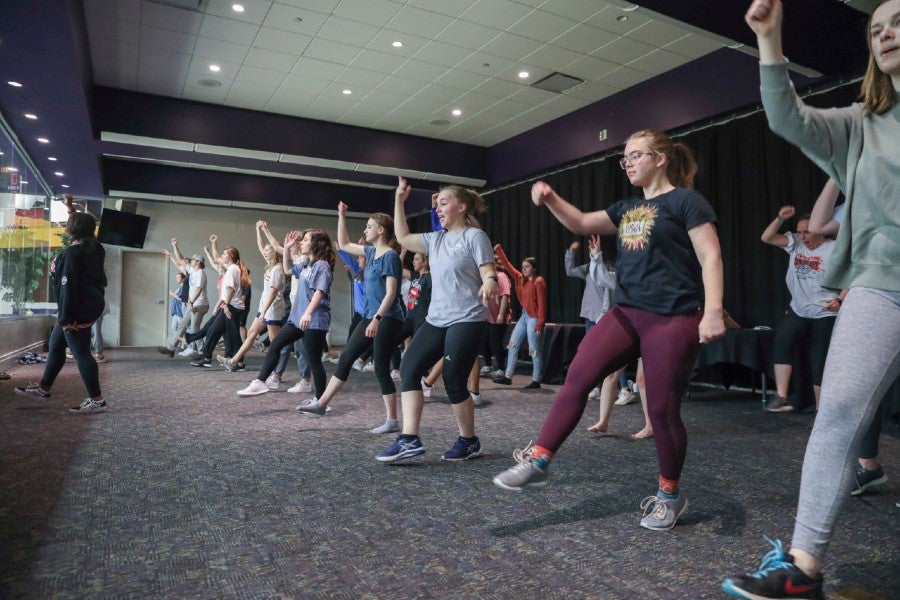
[422,228,494,327]
[783,233,837,319]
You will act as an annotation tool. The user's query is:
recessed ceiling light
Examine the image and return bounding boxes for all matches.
[616,15,628,22]
[61,184,70,188]
[209,64,221,72]
[24,113,37,120]
[37,137,49,143]
[392,41,403,48]
[342,89,352,95]
[518,71,529,79]
[232,3,244,12]
[54,171,64,176]
[48,156,57,161]
[7,81,22,87]
[451,109,462,117]
[7,167,17,171]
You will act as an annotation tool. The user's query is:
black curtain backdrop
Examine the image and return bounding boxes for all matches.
[454,81,861,328]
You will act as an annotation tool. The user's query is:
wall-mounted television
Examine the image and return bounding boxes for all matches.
[97,208,150,248]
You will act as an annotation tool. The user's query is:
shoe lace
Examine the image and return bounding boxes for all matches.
[511,441,536,465]
[748,537,791,579]
[639,495,668,519]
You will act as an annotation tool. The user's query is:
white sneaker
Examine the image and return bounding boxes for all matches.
[287,379,314,394]
[491,369,504,378]
[390,369,401,382]
[587,387,601,400]
[480,365,493,376]
[69,397,107,414]
[362,362,375,373]
[264,374,281,390]
[615,389,636,405]
[237,379,269,397]
[421,377,432,399]
[352,359,365,371]
[471,392,483,406]
[178,348,196,358]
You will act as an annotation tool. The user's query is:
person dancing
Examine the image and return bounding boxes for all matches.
[492,128,725,533]
[723,1,900,597]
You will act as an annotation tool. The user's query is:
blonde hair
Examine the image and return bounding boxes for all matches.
[861,1,897,115]
[440,185,487,228]
[627,128,697,189]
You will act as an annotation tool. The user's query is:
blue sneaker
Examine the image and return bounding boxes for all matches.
[722,537,824,599]
[442,436,483,461]
[376,435,424,463]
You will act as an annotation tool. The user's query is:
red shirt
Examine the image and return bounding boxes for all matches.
[495,246,547,333]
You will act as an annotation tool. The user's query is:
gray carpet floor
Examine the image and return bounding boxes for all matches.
[1,347,897,599]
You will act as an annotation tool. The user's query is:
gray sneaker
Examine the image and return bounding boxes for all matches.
[492,443,549,491]
[295,398,327,415]
[369,419,400,434]
[639,492,688,531]
[69,398,107,414]
[14,384,51,399]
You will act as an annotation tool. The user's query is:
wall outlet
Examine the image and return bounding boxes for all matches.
[598,128,608,141]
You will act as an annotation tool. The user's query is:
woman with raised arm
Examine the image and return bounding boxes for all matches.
[492,128,725,533]
[220,221,286,371]
[15,196,108,413]
[722,2,900,598]
[295,203,405,435]
[237,229,334,400]
[372,177,497,463]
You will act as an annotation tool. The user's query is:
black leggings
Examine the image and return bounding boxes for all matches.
[334,316,403,395]
[189,307,243,359]
[257,324,328,397]
[481,322,507,368]
[773,308,836,386]
[42,323,101,398]
[400,321,486,403]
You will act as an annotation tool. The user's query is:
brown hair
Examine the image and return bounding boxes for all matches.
[441,185,487,228]
[627,128,698,189]
[223,246,251,288]
[66,212,98,241]
[304,228,336,271]
[370,212,400,252]
[861,1,897,115]
[523,256,539,277]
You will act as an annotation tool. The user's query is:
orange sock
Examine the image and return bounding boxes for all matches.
[529,445,554,468]
[659,475,679,496]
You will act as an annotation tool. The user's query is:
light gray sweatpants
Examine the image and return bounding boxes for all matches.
[792,286,900,559]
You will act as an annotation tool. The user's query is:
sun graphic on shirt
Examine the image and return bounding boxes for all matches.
[619,204,658,252]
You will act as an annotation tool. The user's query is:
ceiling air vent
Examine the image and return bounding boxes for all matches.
[146,0,209,11]
[530,72,584,94]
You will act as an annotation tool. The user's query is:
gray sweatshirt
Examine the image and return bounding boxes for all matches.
[564,249,616,322]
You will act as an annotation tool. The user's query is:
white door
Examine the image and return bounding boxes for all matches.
[120,251,168,346]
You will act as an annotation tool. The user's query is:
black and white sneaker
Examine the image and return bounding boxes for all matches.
[69,398,107,414]
[14,384,51,399]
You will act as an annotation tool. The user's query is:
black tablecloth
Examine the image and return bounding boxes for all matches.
[503,322,585,384]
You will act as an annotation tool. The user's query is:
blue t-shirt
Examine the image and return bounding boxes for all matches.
[363,246,404,321]
[289,260,332,331]
[606,188,716,315]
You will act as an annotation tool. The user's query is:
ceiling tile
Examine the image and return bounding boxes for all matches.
[599,65,651,89]
[336,67,389,88]
[392,59,449,83]
[520,43,582,70]
[205,0,271,25]
[253,27,313,55]
[140,1,203,34]
[86,14,141,44]
[472,77,525,99]
[507,85,559,106]
[140,25,197,54]
[494,63,554,85]
[182,84,229,104]
[508,10,578,44]
[243,47,298,72]
[362,88,415,108]
[626,49,690,75]
[587,5,650,35]
[386,6,455,38]
[85,0,140,21]
[235,65,289,86]
[562,54,618,81]
[290,57,346,79]
[553,23,617,54]
[186,57,240,85]
[350,49,407,74]
[452,91,500,112]
[663,33,722,59]
[433,69,488,91]
[538,0,607,22]
[303,98,356,120]
[279,74,331,95]
[276,0,340,12]
[593,36,656,66]
[406,0,477,18]
[333,0,404,27]
[317,15,380,47]
[303,38,363,65]
[627,19,692,48]
[374,110,433,132]
[434,19,500,51]
[477,99,532,120]
[340,102,393,121]
[198,14,260,45]
[137,72,186,96]
[455,52,515,77]
[536,93,591,114]
[266,88,317,115]
[226,85,279,109]
[139,47,193,72]
[263,3,329,36]
[377,74,427,96]
[396,96,441,114]
[458,0,533,30]
[414,82,467,102]
[561,79,621,102]
[193,36,249,63]
[367,30,430,57]
[412,41,473,68]
[478,32,544,62]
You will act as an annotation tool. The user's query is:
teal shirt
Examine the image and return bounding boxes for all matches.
[760,63,899,292]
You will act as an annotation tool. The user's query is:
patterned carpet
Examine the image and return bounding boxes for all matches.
[0,348,897,599]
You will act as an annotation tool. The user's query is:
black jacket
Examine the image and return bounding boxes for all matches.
[53,240,107,326]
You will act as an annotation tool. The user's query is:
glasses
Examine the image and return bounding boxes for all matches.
[619,151,653,169]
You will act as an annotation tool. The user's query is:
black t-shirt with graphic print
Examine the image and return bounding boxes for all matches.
[605,188,716,316]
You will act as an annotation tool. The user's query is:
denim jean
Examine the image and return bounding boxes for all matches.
[505,309,542,382]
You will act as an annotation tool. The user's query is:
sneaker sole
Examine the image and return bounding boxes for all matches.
[236,389,269,397]
[492,477,548,492]
[639,498,689,531]
[286,387,314,394]
[852,474,888,496]
[69,406,107,414]
[14,389,50,399]
[442,449,484,461]
[720,578,777,600]
[376,448,425,463]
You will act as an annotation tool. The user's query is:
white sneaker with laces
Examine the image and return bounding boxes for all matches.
[69,397,107,414]
[264,374,280,390]
[287,379,314,394]
[480,365,492,376]
[390,369,401,382]
[352,359,365,371]
[615,389,637,405]
[178,348,196,358]
[361,362,375,373]
[588,387,601,400]
[421,377,432,399]
[471,392,483,406]
[491,369,504,378]
[237,379,269,396]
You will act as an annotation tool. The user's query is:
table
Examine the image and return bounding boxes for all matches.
[503,322,585,384]
[693,328,774,402]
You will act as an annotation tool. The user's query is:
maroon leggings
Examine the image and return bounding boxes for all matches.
[536,305,702,480]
